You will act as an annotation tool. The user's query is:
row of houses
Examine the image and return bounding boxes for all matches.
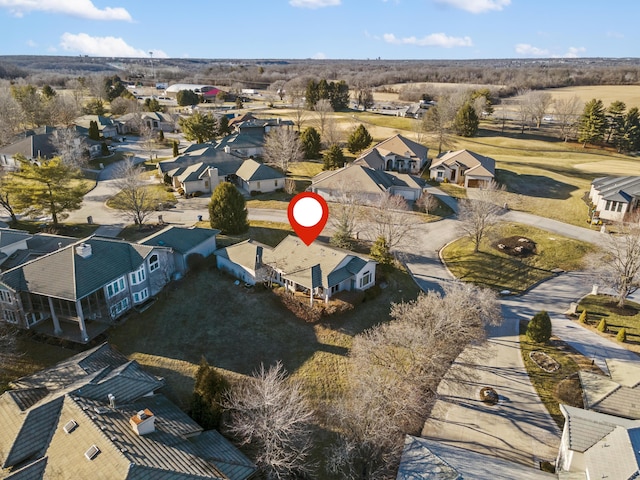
[397,358,640,478]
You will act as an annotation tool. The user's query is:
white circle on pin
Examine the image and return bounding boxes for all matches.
[293,197,323,227]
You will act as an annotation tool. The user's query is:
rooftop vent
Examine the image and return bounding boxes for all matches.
[129,408,155,436]
[75,243,92,259]
[63,420,78,434]
[84,444,100,460]
[94,406,109,414]
[108,393,116,408]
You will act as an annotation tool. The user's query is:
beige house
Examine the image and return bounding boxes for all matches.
[353,134,429,174]
[216,239,273,285]
[235,159,285,194]
[429,149,496,188]
[310,164,424,204]
[589,176,640,222]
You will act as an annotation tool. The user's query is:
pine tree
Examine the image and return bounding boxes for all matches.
[189,357,229,429]
[88,120,100,140]
[209,182,249,234]
[526,311,552,343]
[300,127,322,159]
[453,102,479,137]
[172,140,179,157]
[579,310,588,324]
[597,318,608,332]
[370,236,393,267]
[617,328,627,342]
[323,144,346,170]
[578,98,607,147]
[347,124,373,154]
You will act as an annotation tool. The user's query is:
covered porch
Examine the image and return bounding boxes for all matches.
[30,318,112,344]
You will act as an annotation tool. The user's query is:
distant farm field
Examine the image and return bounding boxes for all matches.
[512,85,640,109]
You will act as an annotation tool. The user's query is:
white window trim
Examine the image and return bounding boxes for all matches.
[133,288,149,305]
[110,297,129,316]
[360,271,372,288]
[130,265,146,285]
[106,276,126,298]
[2,310,18,324]
[149,254,159,272]
[0,290,12,303]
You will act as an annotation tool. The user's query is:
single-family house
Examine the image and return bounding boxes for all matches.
[397,436,555,479]
[119,111,177,133]
[0,127,57,167]
[0,228,76,271]
[235,159,285,194]
[0,342,257,480]
[353,134,429,175]
[215,239,273,285]
[429,149,496,188]
[140,225,219,274]
[73,115,120,138]
[170,162,221,195]
[310,164,424,204]
[215,133,266,158]
[236,118,294,137]
[555,404,640,477]
[589,176,640,222]
[0,236,175,343]
[578,358,640,420]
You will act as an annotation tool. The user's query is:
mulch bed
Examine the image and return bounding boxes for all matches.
[493,235,537,257]
[530,350,560,373]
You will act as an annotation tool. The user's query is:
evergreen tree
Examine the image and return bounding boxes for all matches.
[617,328,627,342]
[217,115,232,137]
[178,111,217,144]
[370,236,393,267]
[189,357,229,429]
[157,129,164,142]
[323,144,346,170]
[235,97,243,110]
[172,140,179,157]
[144,97,162,112]
[614,107,640,153]
[300,127,322,159]
[41,84,57,100]
[176,89,200,106]
[88,120,100,140]
[526,311,552,343]
[347,124,373,154]
[578,98,607,147]
[605,100,626,144]
[209,182,249,234]
[453,102,479,137]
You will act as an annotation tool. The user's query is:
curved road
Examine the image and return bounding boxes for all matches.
[65,144,638,467]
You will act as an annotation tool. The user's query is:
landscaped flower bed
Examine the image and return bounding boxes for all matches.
[529,350,560,373]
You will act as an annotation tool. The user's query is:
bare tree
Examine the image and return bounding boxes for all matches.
[222,362,315,480]
[0,323,18,376]
[553,95,583,142]
[416,191,438,214]
[0,86,25,145]
[314,98,333,144]
[51,127,86,168]
[526,91,553,129]
[458,181,505,252]
[329,181,362,248]
[514,89,532,134]
[0,167,18,224]
[284,77,309,133]
[327,282,501,479]
[596,215,640,307]
[140,124,157,160]
[263,127,302,175]
[111,157,160,227]
[364,193,419,250]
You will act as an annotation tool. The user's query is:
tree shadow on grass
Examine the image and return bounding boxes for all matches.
[496,169,578,199]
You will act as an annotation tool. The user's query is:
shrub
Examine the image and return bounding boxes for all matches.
[526,310,552,343]
[578,310,588,324]
[555,376,583,407]
[192,191,203,197]
[177,187,185,196]
[617,327,627,342]
[250,190,259,197]
[186,253,206,272]
[442,177,450,184]
[363,285,382,302]
[165,186,174,192]
[189,357,229,429]
[597,318,607,332]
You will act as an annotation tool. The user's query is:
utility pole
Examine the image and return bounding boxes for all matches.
[149,51,155,98]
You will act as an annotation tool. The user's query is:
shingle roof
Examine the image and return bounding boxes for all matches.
[431,149,496,178]
[369,134,428,161]
[580,369,640,420]
[0,133,57,159]
[1,237,157,301]
[3,455,48,480]
[0,229,31,249]
[235,159,284,182]
[267,236,372,289]
[584,425,640,480]
[215,133,264,151]
[592,176,640,202]
[560,404,640,453]
[140,226,219,255]
[158,145,242,175]
[215,239,273,273]
[190,430,257,480]
[312,164,423,197]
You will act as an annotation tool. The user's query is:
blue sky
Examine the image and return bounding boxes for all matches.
[1,0,639,60]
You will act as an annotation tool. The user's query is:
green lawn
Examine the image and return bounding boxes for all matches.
[245,191,292,210]
[105,184,177,209]
[577,295,640,348]
[442,223,596,293]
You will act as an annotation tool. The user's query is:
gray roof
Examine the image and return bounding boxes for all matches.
[215,239,273,273]
[592,176,640,202]
[159,145,243,176]
[431,149,496,178]
[0,133,57,160]
[140,226,219,255]
[396,436,555,479]
[579,369,640,420]
[560,404,640,453]
[1,343,256,480]
[235,159,284,182]
[1,237,158,301]
[215,133,264,151]
[583,425,640,479]
[312,164,423,197]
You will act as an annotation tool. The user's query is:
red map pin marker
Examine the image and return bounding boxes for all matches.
[287,192,329,246]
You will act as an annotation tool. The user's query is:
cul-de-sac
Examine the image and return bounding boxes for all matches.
[1,3,640,479]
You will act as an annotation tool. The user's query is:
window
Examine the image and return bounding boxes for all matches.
[133,288,149,304]
[617,202,624,212]
[359,271,372,288]
[436,171,444,179]
[0,290,12,303]
[106,276,126,298]
[2,310,18,324]
[256,181,261,189]
[149,254,159,272]
[110,297,129,317]
[330,284,340,294]
[129,265,146,285]
[605,200,612,211]
[274,180,278,187]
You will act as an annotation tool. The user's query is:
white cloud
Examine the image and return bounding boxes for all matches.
[60,33,167,58]
[606,31,624,39]
[0,0,132,21]
[553,47,586,59]
[311,52,327,59]
[515,43,549,56]
[434,0,510,13]
[383,32,472,48]
[289,0,340,8]
[26,39,37,47]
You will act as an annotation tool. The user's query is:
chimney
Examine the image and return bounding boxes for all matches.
[129,409,155,435]
[224,146,231,154]
[255,246,263,268]
[108,393,116,408]
[75,243,92,258]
